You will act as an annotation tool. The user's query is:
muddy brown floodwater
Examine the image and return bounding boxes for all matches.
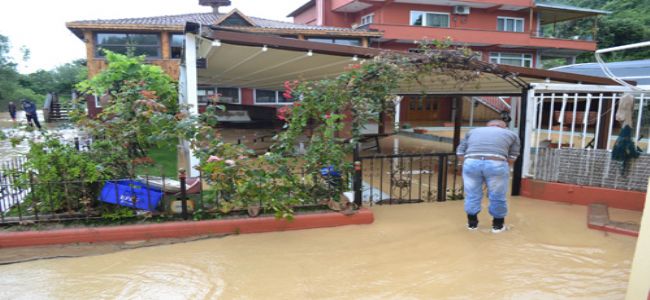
[0,198,638,299]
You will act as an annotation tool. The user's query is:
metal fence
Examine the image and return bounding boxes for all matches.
[354,151,461,205]
[524,83,649,179]
[0,159,353,225]
[0,175,180,225]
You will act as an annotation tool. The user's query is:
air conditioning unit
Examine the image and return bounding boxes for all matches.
[453,6,470,15]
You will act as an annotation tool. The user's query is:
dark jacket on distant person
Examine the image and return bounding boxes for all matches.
[21,100,37,115]
[8,103,16,115]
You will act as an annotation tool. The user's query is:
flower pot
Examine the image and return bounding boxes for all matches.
[247,204,261,217]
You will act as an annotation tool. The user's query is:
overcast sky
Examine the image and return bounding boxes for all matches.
[0,0,305,73]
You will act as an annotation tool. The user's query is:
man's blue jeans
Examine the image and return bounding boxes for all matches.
[462,159,510,218]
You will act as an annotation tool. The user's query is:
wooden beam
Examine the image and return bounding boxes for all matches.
[161,32,170,59]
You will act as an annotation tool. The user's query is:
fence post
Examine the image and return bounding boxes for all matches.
[29,171,38,221]
[179,168,188,220]
[353,143,362,208]
[437,155,447,202]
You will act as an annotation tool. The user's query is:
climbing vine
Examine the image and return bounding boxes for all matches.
[269,42,485,190]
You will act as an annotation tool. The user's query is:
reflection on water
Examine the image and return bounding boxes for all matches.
[0,198,636,299]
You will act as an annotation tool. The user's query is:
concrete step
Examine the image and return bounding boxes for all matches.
[588,203,640,237]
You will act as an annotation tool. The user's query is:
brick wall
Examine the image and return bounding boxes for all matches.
[534,148,650,192]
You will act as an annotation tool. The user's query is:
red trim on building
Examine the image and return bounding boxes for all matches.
[0,209,374,248]
[521,179,646,211]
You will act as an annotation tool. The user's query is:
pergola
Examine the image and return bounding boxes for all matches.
[179,22,625,194]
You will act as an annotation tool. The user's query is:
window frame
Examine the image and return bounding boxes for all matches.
[94,95,102,108]
[361,13,374,26]
[254,89,294,105]
[409,11,450,28]
[489,52,533,68]
[306,37,362,46]
[197,87,217,105]
[216,87,241,104]
[94,32,162,58]
[497,16,525,33]
[169,33,184,59]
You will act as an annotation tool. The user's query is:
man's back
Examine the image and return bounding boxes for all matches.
[457,126,520,160]
[22,101,36,114]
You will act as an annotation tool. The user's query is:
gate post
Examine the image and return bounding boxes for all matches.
[179,168,189,220]
[353,143,363,208]
[437,155,448,201]
[512,87,531,196]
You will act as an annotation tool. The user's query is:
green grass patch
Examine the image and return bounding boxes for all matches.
[136,143,178,178]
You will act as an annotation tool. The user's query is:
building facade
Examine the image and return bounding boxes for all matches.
[288,0,608,125]
[66,0,381,117]
[288,0,608,68]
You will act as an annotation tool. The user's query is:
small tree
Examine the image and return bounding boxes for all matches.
[74,51,180,176]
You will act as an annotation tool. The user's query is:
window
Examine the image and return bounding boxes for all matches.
[497,17,524,32]
[94,95,102,108]
[255,89,278,104]
[410,11,449,28]
[95,33,161,58]
[361,13,374,26]
[489,52,533,67]
[307,37,362,46]
[170,33,184,59]
[197,87,216,105]
[217,87,240,104]
[254,89,294,105]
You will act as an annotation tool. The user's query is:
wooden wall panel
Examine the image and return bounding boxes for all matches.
[88,59,180,80]
[461,99,500,121]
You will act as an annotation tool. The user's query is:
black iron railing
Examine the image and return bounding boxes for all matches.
[353,149,462,206]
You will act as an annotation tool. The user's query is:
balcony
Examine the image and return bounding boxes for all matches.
[367,24,597,52]
[332,0,533,12]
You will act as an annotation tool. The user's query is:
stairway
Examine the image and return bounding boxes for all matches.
[472,96,511,113]
[46,93,71,122]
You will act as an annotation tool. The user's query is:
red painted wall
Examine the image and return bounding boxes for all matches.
[86,95,102,118]
[372,3,532,31]
[320,2,536,33]
[322,0,356,28]
[241,88,254,105]
[297,1,595,53]
[294,4,318,25]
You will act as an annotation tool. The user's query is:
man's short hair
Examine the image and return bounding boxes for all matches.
[487,120,507,128]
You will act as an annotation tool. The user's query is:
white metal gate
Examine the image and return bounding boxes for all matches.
[523,83,649,179]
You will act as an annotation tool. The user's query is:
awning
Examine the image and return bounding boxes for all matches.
[536,2,610,25]
[189,25,628,95]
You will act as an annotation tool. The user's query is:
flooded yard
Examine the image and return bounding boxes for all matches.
[0,198,638,299]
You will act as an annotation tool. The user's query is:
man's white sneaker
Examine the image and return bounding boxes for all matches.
[491,225,506,233]
[467,225,478,231]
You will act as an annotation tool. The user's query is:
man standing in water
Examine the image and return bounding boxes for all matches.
[456,120,520,233]
[7,101,17,122]
[21,99,41,129]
